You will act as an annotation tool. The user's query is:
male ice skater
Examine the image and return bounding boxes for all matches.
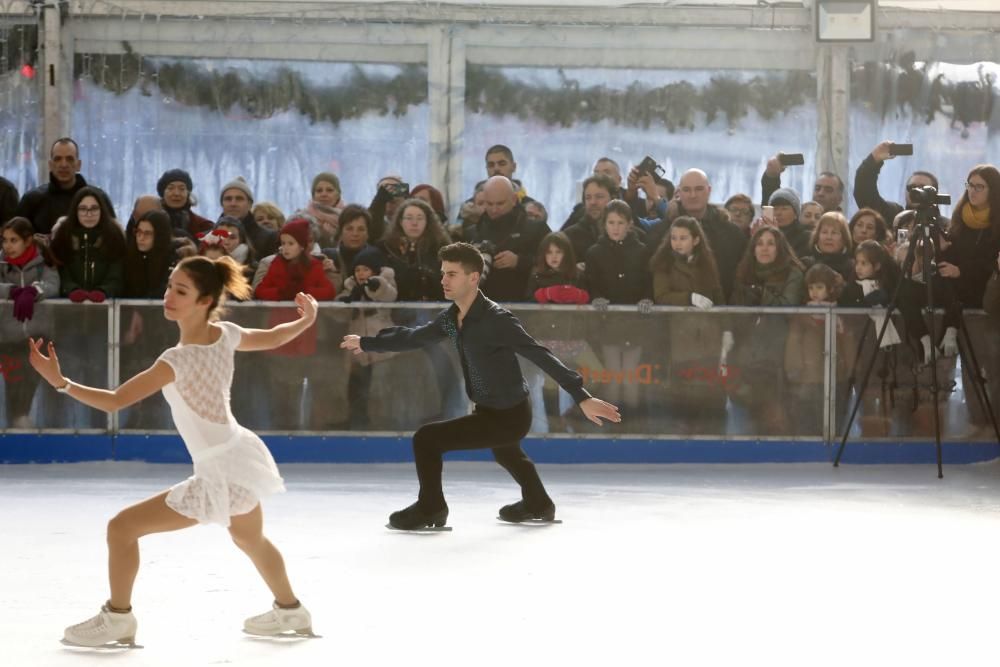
[341,242,621,530]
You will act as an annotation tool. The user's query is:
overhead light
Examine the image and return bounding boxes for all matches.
[816,0,877,42]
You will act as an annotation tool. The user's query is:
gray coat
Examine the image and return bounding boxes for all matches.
[0,251,60,340]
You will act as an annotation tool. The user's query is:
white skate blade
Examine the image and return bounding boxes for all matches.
[497,517,563,525]
[385,523,452,532]
[243,627,321,639]
[61,637,142,650]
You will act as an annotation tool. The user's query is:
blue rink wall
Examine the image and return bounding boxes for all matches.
[1,434,998,465]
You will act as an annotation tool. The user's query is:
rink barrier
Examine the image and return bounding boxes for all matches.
[2,434,998,465]
[0,300,997,464]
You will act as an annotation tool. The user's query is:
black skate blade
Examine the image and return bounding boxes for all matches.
[385,523,452,532]
[497,517,563,525]
[61,638,143,650]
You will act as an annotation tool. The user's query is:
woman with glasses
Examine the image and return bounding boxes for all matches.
[940,165,1000,438]
[50,187,126,301]
[48,187,127,428]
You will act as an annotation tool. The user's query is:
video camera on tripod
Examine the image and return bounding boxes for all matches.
[908,184,950,209]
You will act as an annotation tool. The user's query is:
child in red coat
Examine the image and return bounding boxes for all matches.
[255,218,336,428]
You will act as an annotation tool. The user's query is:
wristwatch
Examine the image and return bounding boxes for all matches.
[55,380,72,394]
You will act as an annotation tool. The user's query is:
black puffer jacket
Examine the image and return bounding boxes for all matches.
[583,232,651,304]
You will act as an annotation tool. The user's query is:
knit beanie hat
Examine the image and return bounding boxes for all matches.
[219,176,254,205]
[352,246,385,274]
[157,168,193,198]
[769,188,801,218]
[311,172,341,196]
[280,217,312,249]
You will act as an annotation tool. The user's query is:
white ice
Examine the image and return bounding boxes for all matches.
[3,460,1000,667]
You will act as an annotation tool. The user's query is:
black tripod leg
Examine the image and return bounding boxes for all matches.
[835,311,900,466]
[957,315,1000,443]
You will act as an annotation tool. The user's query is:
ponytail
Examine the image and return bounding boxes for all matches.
[176,255,251,320]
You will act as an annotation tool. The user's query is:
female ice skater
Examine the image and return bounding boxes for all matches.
[341,242,621,530]
[29,255,316,647]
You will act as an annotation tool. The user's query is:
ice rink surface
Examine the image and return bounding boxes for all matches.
[3,460,1000,667]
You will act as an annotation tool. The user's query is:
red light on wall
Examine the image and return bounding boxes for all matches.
[20,64,35,79]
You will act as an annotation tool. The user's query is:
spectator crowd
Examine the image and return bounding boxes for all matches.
[0,138,998,437]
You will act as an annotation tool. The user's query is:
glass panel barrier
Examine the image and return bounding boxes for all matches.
[12,300,994,442]
[834,309,1000,441]
[512,305,826,439]
[0,301,109,431]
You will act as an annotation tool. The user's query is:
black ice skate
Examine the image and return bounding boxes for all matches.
[498,500,561,524]
[386,502,451,531]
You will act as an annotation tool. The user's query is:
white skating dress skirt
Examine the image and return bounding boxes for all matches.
[157,321,285,526]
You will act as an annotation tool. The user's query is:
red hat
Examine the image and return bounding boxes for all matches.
[280,217,312,249]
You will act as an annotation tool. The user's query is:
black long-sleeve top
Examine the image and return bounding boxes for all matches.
[361,290,592,409]
[853,154,904,227]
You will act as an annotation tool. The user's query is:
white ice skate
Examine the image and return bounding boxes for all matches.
[243,602,316,638]
[62,605,139,648]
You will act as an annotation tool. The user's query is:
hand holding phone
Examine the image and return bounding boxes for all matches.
[778,153,805,166]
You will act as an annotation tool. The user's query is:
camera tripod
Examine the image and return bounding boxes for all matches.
[834,202,1000,477]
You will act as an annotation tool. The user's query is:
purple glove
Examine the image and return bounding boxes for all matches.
[11,285,37,322]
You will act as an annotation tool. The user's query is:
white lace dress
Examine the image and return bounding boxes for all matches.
[157,321,285,526]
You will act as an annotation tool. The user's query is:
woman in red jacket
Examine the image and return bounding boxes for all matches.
[255,218,336,428]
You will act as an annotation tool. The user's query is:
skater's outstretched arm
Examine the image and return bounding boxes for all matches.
[28,338,174,412]
[236,293,318,351]
[341,310,448,355]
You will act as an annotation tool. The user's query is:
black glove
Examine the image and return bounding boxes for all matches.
[365,276,381,291]
[373,184,393,206]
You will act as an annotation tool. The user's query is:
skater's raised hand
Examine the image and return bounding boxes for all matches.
[340,334,363,355]
[580,397,621,426]
[294,292,319,325]
[27,337,66,388]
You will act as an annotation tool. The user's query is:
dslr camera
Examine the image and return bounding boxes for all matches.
[636,156,666,179]
[473,240,497,283]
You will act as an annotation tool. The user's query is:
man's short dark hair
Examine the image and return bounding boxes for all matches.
[816,171,844,193]
[582,174,618,198]
[595,157,620,171]
[50,137,79,158]
[439,242,485,275]
[485,145,514,162]
[909,170,939,191]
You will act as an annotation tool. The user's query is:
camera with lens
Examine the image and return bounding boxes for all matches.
[909,185,950,208]
[636,155,666,179]
[473,240,497,283]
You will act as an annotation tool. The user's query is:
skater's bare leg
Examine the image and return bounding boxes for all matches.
[229,504,297,607]
[107,490,198,609]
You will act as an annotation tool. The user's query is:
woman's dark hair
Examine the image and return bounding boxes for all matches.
[650,216,720,285]
[600,199,634,233]
[950,163,1000,242]
[50,186,126,265]
[803,262,845,303]
[124,210,175,298]
[176,255,252,320]
[853,239,901,294]
[848,207,888,245]
[534,231,577,278]
[335,204,372,244]
[2,216,54,264]
[734,224,804,285]
[383,198,451,256]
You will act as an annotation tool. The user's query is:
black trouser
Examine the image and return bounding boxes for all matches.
[413,399,549,510]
